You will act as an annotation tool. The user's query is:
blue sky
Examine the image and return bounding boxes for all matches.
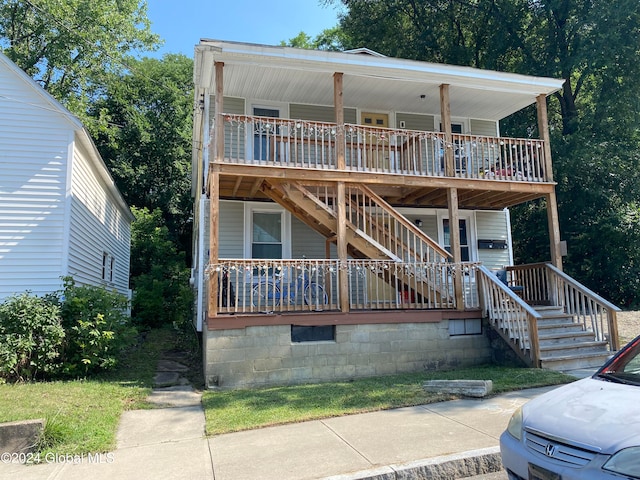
[145,1,343,57]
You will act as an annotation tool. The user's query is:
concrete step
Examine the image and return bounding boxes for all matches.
[540,351,613,371]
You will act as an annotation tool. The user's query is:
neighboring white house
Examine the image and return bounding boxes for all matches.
[0,51,134,300]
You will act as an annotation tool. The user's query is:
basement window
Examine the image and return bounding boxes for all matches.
[291,325,335,343]
[448,319,482,336]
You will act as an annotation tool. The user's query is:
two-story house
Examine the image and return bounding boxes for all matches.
[191,40,619,389]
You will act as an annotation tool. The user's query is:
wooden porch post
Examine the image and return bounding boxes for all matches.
[334,73,345,170]
[207,61,224,319]
[337,182,349,312]
[537,94,563,270]
[334,72,349,311]
[441,84,464,308]
[440,84,454,177]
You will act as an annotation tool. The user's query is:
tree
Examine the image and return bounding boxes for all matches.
[0,0,159,123]
[282,27,347,51]
[129,207,192,328]
[332,0,640,305]
[89,54,194,254]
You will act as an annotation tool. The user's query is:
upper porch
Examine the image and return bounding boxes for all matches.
[194,40,564,212]
[213,113,555,210]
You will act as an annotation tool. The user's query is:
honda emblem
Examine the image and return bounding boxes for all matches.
[545,444,556,457]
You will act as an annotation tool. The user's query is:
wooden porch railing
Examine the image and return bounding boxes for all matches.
[477,265,541,366]
[208,259,480,315]
[508,263,621,351]
[302,183,451,263]
[220,114,550,182]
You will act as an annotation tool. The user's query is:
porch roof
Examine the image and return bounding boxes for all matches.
[194,39,564,122]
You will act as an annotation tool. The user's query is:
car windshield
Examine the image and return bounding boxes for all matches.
[596,336,640,386]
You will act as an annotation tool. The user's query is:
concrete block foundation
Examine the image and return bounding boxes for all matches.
[204,318,492,389]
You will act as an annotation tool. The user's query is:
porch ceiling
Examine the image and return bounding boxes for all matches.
[216,170,552,210]
[195,40,564,122]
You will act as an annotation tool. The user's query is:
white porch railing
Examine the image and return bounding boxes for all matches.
[219,114,550,182]
[208,259,481,315]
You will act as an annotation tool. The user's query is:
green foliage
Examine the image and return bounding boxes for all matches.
[0,293,65,382]
[89,54,194,250]
[0,0,160,125]
[57,277,136,377]
[130,207,193,329]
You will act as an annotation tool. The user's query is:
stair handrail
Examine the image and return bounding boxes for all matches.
[477,265,542,366]
[543,263,621,351]
[348,184,452,261]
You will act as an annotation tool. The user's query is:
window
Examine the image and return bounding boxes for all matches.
[252,212,282,259]
[443,219,470,262]
[449,319,482,336]
[291,325,336,343]
[102,252,114,282]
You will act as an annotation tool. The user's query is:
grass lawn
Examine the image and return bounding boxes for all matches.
[203,366,574,436]
[0,328,178,455]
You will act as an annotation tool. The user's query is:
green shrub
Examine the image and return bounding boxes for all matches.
[57,277,136,377]
[0,293,65,381]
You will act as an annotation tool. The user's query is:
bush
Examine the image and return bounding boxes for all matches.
[0,293,65,381]
[57,277,136,377]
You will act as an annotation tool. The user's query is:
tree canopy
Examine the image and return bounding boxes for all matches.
[330,0,640,305]
[0,0,160,121]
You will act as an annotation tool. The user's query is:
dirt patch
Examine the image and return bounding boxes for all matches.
[616,311,640,345]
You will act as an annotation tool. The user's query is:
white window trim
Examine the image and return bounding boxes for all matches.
[243,202,291,259]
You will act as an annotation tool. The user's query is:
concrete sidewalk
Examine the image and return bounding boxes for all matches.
[0,382,556,480]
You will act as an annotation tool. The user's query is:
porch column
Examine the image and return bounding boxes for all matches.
[207,61,224,319]
[334,72,345,170]
[537,94,563,270]
[441,84,464,308]
[440,84,454,177]
[337,182,349,312]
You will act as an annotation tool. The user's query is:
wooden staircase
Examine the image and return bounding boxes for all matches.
[535,305,613,371]
[260,180,453,302]
[478,264,620,372]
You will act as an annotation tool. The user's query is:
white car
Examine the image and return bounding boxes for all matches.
[500,335,640,480]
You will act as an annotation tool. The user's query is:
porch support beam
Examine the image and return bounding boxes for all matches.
[334,72,345,170]
[440,84,454,177]
[546,191,563,270]
[447,187,464,309]
[337,182,350,312]
[537,94,562,270]
[536,94,554,183]
[208,61,225,320]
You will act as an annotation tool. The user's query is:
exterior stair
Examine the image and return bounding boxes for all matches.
[535,305,613,371]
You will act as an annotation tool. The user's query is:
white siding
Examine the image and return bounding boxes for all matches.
[0,61,72,299]
[476,210,511,269]
[219,200,244,258]
[67,137,131,296]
